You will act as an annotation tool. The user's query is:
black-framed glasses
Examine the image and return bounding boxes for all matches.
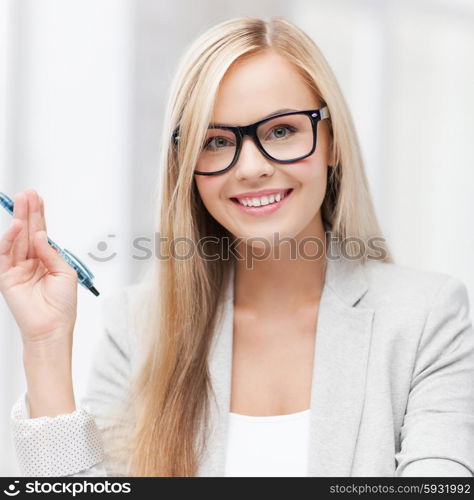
[172,106,330,176]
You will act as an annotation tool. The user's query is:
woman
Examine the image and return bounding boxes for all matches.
[2,16,474,477]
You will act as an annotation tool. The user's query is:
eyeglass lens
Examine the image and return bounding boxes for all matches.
[195,113,314,174]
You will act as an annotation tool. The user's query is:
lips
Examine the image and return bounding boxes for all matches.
[230,188,293,203]
[229,188,294,216]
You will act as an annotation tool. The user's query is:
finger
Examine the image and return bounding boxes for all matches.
[38,196,47,233]
[25,188,42,259]
[11,192,29,265]
[0,219,23,275]
[34,230,74,276]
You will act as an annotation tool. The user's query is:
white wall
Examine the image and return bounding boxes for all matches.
[295,0,474,296]
[0,0,133,475]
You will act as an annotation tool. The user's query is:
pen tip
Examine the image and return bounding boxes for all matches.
[89,286,100,296]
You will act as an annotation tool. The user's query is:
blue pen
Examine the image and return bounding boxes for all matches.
[0,191,99,297]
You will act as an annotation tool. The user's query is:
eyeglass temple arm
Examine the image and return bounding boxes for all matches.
[320,106,330,120]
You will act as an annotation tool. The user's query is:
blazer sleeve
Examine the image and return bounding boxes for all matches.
[10,286,135,477]
[395,276,474,476]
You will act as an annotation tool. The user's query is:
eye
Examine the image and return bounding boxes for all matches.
[267,125,296,140]
[203,136,235,151]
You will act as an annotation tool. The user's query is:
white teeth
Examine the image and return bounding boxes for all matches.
[236,190,288,207]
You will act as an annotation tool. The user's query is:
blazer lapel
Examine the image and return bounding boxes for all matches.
[307,237,375,476]
[198,232,375,477]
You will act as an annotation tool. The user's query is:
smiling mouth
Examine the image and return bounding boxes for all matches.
[230,188,293,206]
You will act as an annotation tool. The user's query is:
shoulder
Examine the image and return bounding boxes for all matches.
[98,280,154,367]
[360,259,471,314]
[100,281,150,312]
[359,260,474,380]
[100,280,153,324]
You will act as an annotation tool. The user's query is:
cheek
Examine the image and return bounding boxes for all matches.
[194,177,225,212]
[291,157,328,215]
[293,155,328,189]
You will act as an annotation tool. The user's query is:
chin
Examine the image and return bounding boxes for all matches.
[239,228,295,248]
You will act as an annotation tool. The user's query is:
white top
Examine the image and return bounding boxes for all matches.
[224,408,311,477]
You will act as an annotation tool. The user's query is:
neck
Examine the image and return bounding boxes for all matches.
[233,214,328,315]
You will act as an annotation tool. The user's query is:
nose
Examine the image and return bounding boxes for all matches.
[233,136,275,180]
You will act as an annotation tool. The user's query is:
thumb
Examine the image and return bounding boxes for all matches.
[34,231,72,275]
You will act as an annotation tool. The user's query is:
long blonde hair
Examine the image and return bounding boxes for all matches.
[102,15,394,477]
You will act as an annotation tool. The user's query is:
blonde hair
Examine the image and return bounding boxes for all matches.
[103,15,394,477]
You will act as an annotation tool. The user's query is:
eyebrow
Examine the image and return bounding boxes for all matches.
[209,108,298,127]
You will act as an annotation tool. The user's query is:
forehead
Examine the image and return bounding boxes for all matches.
[211,49,319,126]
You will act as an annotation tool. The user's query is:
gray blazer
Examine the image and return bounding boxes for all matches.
[198,244,474,476]
[10,233,474,477]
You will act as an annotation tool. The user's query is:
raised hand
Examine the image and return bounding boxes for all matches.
[0,188,78,348]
